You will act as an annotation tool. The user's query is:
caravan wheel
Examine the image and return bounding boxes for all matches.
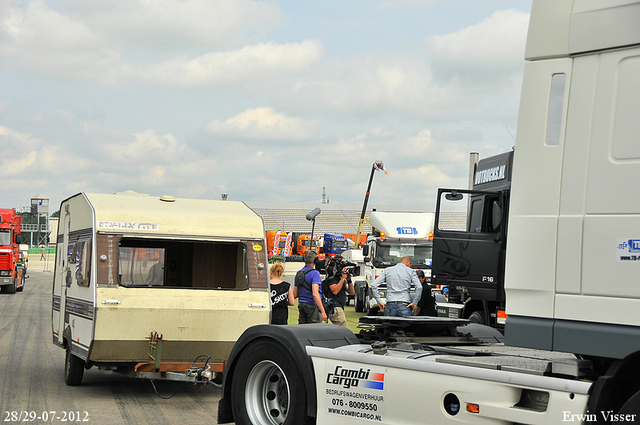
[64,347,85,386]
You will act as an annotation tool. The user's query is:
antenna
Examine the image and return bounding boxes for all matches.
[506,126,516,142]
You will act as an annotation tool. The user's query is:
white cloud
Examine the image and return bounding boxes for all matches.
[0,0,299,85]
[65,0,283,52]
[206,107,317,140]
[138,40,325,88]
[0,126,95,182]
[425,9,529,85]
[0,1,120,78]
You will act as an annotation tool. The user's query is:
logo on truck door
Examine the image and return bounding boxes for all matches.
[326,365,385,390]
[324,364,386,423]
[617,238,640,261]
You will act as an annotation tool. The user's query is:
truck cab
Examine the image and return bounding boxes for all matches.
[296,234,320,256]
[358,212,434,315]
[0,209,25,294]
[321,233,349,258]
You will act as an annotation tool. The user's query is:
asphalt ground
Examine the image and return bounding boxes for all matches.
[0,258,226,425]
[1,256,364,424]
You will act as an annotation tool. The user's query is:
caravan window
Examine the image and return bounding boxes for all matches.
[117,238,249,289]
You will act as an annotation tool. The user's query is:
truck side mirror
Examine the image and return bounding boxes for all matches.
[445,191,464,201]
[362,245,370,256]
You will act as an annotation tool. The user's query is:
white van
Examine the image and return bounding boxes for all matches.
[52,192,270,385]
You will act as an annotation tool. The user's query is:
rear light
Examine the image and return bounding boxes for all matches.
[497,309,507,325]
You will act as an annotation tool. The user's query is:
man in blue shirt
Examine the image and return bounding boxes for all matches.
[293,251,327,323]
[371,256,422,317]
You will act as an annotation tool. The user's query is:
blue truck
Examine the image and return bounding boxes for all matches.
[321,233,349,258]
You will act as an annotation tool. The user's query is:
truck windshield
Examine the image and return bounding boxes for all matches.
[303,240,319,247]
[373,243,433,268]
[333,240,349,249]
[0,230,10,246]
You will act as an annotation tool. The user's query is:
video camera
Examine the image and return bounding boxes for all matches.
[315,257,360,278]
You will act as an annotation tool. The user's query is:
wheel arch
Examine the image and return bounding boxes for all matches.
[218,324,359,424]
[588,351,640,420]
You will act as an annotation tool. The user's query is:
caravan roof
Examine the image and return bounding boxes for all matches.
[65,192,264,239]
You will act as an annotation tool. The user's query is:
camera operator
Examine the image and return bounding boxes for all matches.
[324,255,355,327]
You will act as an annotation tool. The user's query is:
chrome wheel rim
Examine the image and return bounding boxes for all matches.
[245,360,290,425]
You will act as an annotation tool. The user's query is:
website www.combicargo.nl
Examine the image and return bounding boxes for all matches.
[328,407,382,422]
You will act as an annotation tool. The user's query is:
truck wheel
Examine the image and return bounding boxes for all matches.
[64,347,85,386]
[619,389,640,416]
[367,306,380,316]
[231,339,312,425]
[5,279,16,294]
[468,311,486,325]
[354,287,364,312]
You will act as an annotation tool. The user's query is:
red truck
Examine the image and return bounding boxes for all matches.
[0,209,25,293]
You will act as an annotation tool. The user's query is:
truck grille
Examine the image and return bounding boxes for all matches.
[0,254,10,270]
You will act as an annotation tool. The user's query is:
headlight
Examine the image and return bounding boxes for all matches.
[0,271,9,277]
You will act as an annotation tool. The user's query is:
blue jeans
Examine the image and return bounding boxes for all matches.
[385,302,412,317]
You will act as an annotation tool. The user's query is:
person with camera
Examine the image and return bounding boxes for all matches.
[293,250,327,323]
[371,256,422,317]
[323,255,356,327]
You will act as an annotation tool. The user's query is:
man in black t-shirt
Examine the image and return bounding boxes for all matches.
[415,269,437,317]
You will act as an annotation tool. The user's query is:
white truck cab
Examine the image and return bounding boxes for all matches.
[219,2,640,424]
[360,212,434,315]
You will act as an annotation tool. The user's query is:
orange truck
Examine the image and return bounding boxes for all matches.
[295,234,320,256]
[266,230,294,259]
[0,208,25,294]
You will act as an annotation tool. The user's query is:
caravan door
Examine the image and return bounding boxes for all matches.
[55,212,71,345]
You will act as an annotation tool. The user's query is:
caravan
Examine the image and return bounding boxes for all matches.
[52,192,270,385]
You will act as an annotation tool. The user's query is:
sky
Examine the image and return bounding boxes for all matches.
[0,0,532,213]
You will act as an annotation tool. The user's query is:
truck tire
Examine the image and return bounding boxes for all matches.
[5,279,16,294]
[354,285,364,312]
[468,311,486,325]
[619,389,640,417]
[64,347,85,386]
[231,339,312,425]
